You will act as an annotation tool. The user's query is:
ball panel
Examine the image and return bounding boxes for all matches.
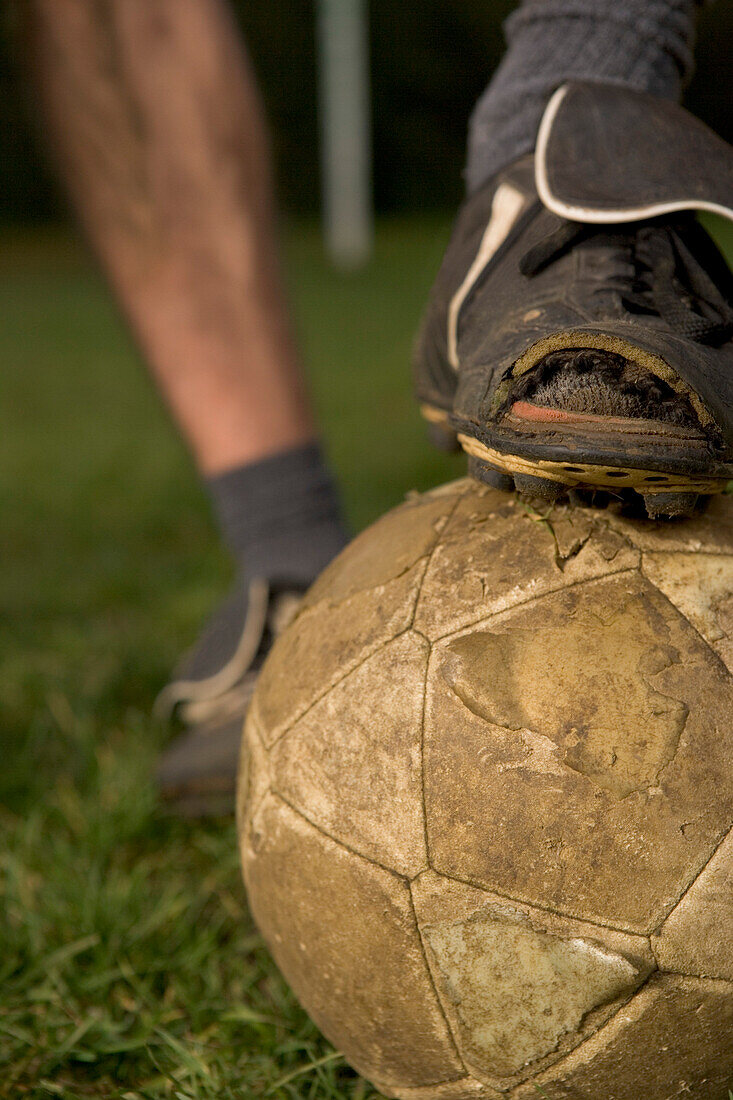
[652,829,733,981]
[241,793,463,1090]
[424,573,733,931]
[240,482,733,1098]
[413,491,639,641]
[301,489,467,611]
[269,632,430,877]
[510,974,733,1100]
[411,871,652,1088]
[237,713,271,833]
[252,561,425,746]
[641,551,733,672]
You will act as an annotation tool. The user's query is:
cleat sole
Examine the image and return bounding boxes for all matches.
[457,433,728,498]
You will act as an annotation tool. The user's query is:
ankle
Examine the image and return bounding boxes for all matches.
[207,442,350,587]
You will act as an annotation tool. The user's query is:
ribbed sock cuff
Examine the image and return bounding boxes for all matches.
[207,443,349,585]
[466,0,697,192]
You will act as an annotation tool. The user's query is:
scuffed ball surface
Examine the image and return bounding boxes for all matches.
[238,480,733,1100]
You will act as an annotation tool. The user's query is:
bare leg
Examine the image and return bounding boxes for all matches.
[24,0,315,473]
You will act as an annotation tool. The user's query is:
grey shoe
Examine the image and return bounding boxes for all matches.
[414,82,733,517]
[155,578,303,816]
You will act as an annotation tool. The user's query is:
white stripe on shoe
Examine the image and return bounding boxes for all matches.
[153,577,271,719]
[447,181,527,369]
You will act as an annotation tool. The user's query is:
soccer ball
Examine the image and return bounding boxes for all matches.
[238,480,733,1100]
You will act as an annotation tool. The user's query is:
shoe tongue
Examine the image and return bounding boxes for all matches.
[535,82,733,227]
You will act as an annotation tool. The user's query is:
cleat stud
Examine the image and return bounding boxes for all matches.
[467,455,514,491]
[642,491,699,519]
[513,472,563,501]
[426,421,460,453]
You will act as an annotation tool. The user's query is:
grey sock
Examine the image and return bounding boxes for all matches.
[207,443,349,587]
[466,0,698,193]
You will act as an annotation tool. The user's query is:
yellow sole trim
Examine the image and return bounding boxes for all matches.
[457,434,728,495]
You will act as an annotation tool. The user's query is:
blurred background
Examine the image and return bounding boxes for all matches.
[2,1,733,221]
[1,4,732,1098]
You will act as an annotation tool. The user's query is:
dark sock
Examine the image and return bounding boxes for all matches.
[207,442,350,588]
[466,0,697,193]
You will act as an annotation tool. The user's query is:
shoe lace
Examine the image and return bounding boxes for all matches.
[519,217,733,346]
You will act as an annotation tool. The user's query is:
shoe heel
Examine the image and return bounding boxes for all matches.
[427,421,460,452]
[467,455,514,491]
[420,403,460,453]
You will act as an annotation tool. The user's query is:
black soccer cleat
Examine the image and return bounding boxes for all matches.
[154,578,304,816]
[414,82,733,518]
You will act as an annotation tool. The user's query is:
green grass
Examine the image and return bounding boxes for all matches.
[0,217,463,1099]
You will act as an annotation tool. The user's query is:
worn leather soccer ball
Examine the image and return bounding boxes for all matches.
[238,479,733,1100]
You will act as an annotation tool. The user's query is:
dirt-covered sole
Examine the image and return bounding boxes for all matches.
[457,432,727,494]
[419,403,729,518]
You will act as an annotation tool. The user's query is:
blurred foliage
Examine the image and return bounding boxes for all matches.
[0,0,732,223]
